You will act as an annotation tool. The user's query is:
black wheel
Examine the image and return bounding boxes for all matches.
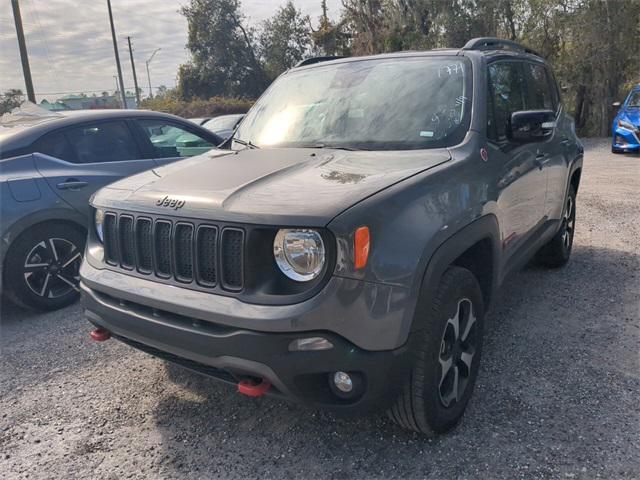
[388,266,484,435]
[536,185,576,268]
[3,223,85,311]
[611,146,623,154]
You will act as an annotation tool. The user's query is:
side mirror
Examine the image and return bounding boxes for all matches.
[508,110,556,143]
[612,101,621,108]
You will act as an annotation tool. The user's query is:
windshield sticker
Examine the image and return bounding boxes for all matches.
[420,131,435,137]
[438,63,465,78]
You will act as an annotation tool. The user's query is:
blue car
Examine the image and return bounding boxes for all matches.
[612,86,640,153]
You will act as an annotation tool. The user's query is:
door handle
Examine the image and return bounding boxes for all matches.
[57,179,88,190]
[560,138,571,146]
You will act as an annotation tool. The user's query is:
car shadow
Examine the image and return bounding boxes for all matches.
[150,244,639,478]
[0,297,38,324]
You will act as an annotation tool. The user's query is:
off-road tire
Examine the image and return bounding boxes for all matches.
[536,185,576,268]
[387,266,485,435]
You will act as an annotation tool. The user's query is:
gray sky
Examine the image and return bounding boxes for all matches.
[0,0,341,101]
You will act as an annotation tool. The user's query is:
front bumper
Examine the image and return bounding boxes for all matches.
[81,282,412,411]
[612,125,640,152]
[80,261,416,411]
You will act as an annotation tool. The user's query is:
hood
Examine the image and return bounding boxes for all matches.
[619,107,640,126]
[93,147,450,226]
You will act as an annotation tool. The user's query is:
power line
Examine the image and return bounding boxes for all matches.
[32,86,168,95]
[24,0,55,80]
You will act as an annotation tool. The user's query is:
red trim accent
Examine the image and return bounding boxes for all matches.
[238,379,271,397]
[90,328,111,342]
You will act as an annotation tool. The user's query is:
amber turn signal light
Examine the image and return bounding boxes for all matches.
[354,226,370,270]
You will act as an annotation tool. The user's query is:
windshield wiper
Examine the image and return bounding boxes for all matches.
[233,138,260,149]
[313,143,368,151]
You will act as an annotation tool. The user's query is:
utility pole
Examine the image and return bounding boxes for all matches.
[126,36,141,107]
[113,76,120,107]
[11,0,35,103]
[107,0,127,109]
[145,48,161,99]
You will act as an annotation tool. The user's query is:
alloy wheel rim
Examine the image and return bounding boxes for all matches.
[438,298,477,408]
[23,238,82,299]
[561,196,575,251]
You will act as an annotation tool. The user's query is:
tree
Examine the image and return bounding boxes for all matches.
[561,0,639,136]
[340,0,386,55]
[178,0,269,99]
[259,1,311,79]
[311,0,348,55]
[162,0,639,137]
[156,85,169,97]
[0,89,25,114]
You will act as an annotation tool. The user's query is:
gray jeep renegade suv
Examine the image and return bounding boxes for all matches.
[81,38,583,435]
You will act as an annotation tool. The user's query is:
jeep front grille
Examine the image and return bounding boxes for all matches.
[102,212,244,292]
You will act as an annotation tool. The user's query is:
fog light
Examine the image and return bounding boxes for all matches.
[333,371,353,393]
[289,337,334,351]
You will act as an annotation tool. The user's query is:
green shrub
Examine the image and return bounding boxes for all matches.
[140,95,254,118]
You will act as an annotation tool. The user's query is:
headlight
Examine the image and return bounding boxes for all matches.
[95,208,105,243]
[618,119,635,130]
[274,229,325,281]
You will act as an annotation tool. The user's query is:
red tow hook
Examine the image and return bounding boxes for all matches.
[89,327,111,342]
[238,379,271,397]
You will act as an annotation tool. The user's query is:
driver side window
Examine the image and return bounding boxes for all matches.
[487,62,526,142]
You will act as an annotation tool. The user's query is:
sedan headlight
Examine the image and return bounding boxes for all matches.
[618,119,636,130]
[274,229,325,281]
[95,208,105,243]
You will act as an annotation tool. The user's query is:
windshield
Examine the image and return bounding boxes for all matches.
[234,56,471,151]
[626,91,640,108]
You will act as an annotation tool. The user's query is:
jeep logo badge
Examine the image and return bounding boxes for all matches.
[156,196,185,210]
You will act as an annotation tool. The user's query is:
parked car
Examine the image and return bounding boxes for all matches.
[612,85,640,153]
[82,38,583,435]
[148,124,215,157]
[202,114,245,140]
[188,117,211,126]
[0,109,222,311]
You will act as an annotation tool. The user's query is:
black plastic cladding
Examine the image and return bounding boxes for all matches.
[101,209,245,295]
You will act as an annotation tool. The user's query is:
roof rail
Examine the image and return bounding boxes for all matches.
[462,37,541,57]
[295,56,344,67]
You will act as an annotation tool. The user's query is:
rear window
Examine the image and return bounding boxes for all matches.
[64,121,141,163]
[34,131,77,162]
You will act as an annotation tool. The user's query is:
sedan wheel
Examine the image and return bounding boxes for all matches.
[3,223,85,311]
[23,238,82,299]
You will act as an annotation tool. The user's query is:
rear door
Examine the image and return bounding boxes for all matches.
[132,118,217,167]
[487,60,547,260]
[33,120,156,217]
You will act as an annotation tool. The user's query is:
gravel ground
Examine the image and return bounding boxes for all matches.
[1,139,638,479]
